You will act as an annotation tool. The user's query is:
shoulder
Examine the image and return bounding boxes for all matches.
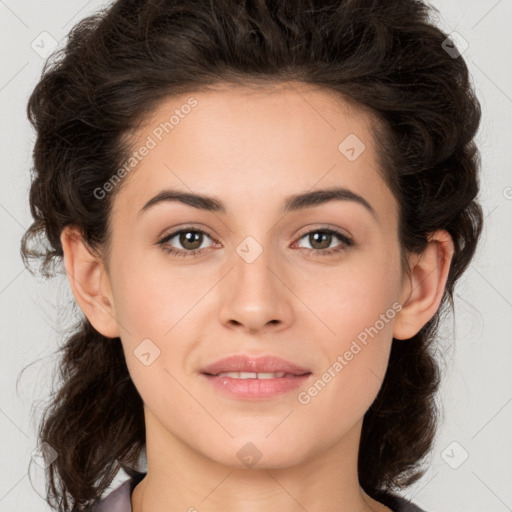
[95,472,146,512]
[94,474,428,512]
[95,479,132,512]
[378,491,428,512]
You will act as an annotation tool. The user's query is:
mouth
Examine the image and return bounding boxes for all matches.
[200,354,312,400]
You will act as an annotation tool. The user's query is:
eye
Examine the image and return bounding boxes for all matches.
[157,227,216,257]
[293,228,354,256]
[157,226,354,258]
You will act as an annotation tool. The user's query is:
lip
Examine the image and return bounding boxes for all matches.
[200,354,312,400]
[202,373,312,400]
[200,354,311,376]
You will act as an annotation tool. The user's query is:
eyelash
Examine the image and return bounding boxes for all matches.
[157,226,354,258]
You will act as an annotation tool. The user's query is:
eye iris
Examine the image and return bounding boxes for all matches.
[180,231,202,250]
[310,232,331,249]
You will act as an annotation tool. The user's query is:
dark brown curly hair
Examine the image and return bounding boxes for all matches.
[20,0,483,510]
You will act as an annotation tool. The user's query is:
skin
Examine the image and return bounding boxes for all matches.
[61,82,454,512]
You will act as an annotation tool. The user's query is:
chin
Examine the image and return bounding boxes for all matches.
[204,435,313,470]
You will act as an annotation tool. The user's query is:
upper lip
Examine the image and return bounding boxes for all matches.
[201,354,311,376]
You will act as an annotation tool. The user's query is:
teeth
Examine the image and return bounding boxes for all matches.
[216,371,288,379]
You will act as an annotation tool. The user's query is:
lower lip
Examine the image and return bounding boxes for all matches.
[202,373,312,400]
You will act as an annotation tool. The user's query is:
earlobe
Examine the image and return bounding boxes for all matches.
[60,226,121,339]
[393,230,455,340]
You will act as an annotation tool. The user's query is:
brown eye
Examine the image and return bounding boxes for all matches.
[158,228,214,257]
[307,231,333,250]
[178,230,204,250]
[295,228,354,257]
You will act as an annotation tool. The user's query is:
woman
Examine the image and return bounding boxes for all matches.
[21,0,483,511]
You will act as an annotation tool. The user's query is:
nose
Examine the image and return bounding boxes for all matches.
[218,238,294,334]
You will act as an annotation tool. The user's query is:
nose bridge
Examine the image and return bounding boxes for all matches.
[218,230,293,330]
[233,232,278,300]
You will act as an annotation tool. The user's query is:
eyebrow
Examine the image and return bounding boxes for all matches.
[138,186,377,220]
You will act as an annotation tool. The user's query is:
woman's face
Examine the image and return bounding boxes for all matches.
[104,82,408,468]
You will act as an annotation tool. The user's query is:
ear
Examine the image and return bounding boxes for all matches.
[393,230,455,340]
[60,225,121,338]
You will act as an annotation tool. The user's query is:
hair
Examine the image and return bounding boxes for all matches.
[20,0,483,510]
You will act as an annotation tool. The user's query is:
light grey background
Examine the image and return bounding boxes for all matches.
[1,0,511,511]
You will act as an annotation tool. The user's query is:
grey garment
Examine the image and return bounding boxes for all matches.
[96,473,427,512]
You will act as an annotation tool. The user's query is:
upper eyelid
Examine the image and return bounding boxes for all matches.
[159,226,216,244]
[294,224,352,240]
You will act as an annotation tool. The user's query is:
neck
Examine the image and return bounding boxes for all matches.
[131,407,389,512]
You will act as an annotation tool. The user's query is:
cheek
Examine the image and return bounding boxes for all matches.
[295,246,401,404]
[295,292,397,441]
[109,256,213,396]
[109,251,210,339]
[299,246,402,340]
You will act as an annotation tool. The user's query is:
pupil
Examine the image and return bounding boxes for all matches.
[311,232,331,249]
[181,231,202,250]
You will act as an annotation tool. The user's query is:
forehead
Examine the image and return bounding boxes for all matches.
[111,82,396,226]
